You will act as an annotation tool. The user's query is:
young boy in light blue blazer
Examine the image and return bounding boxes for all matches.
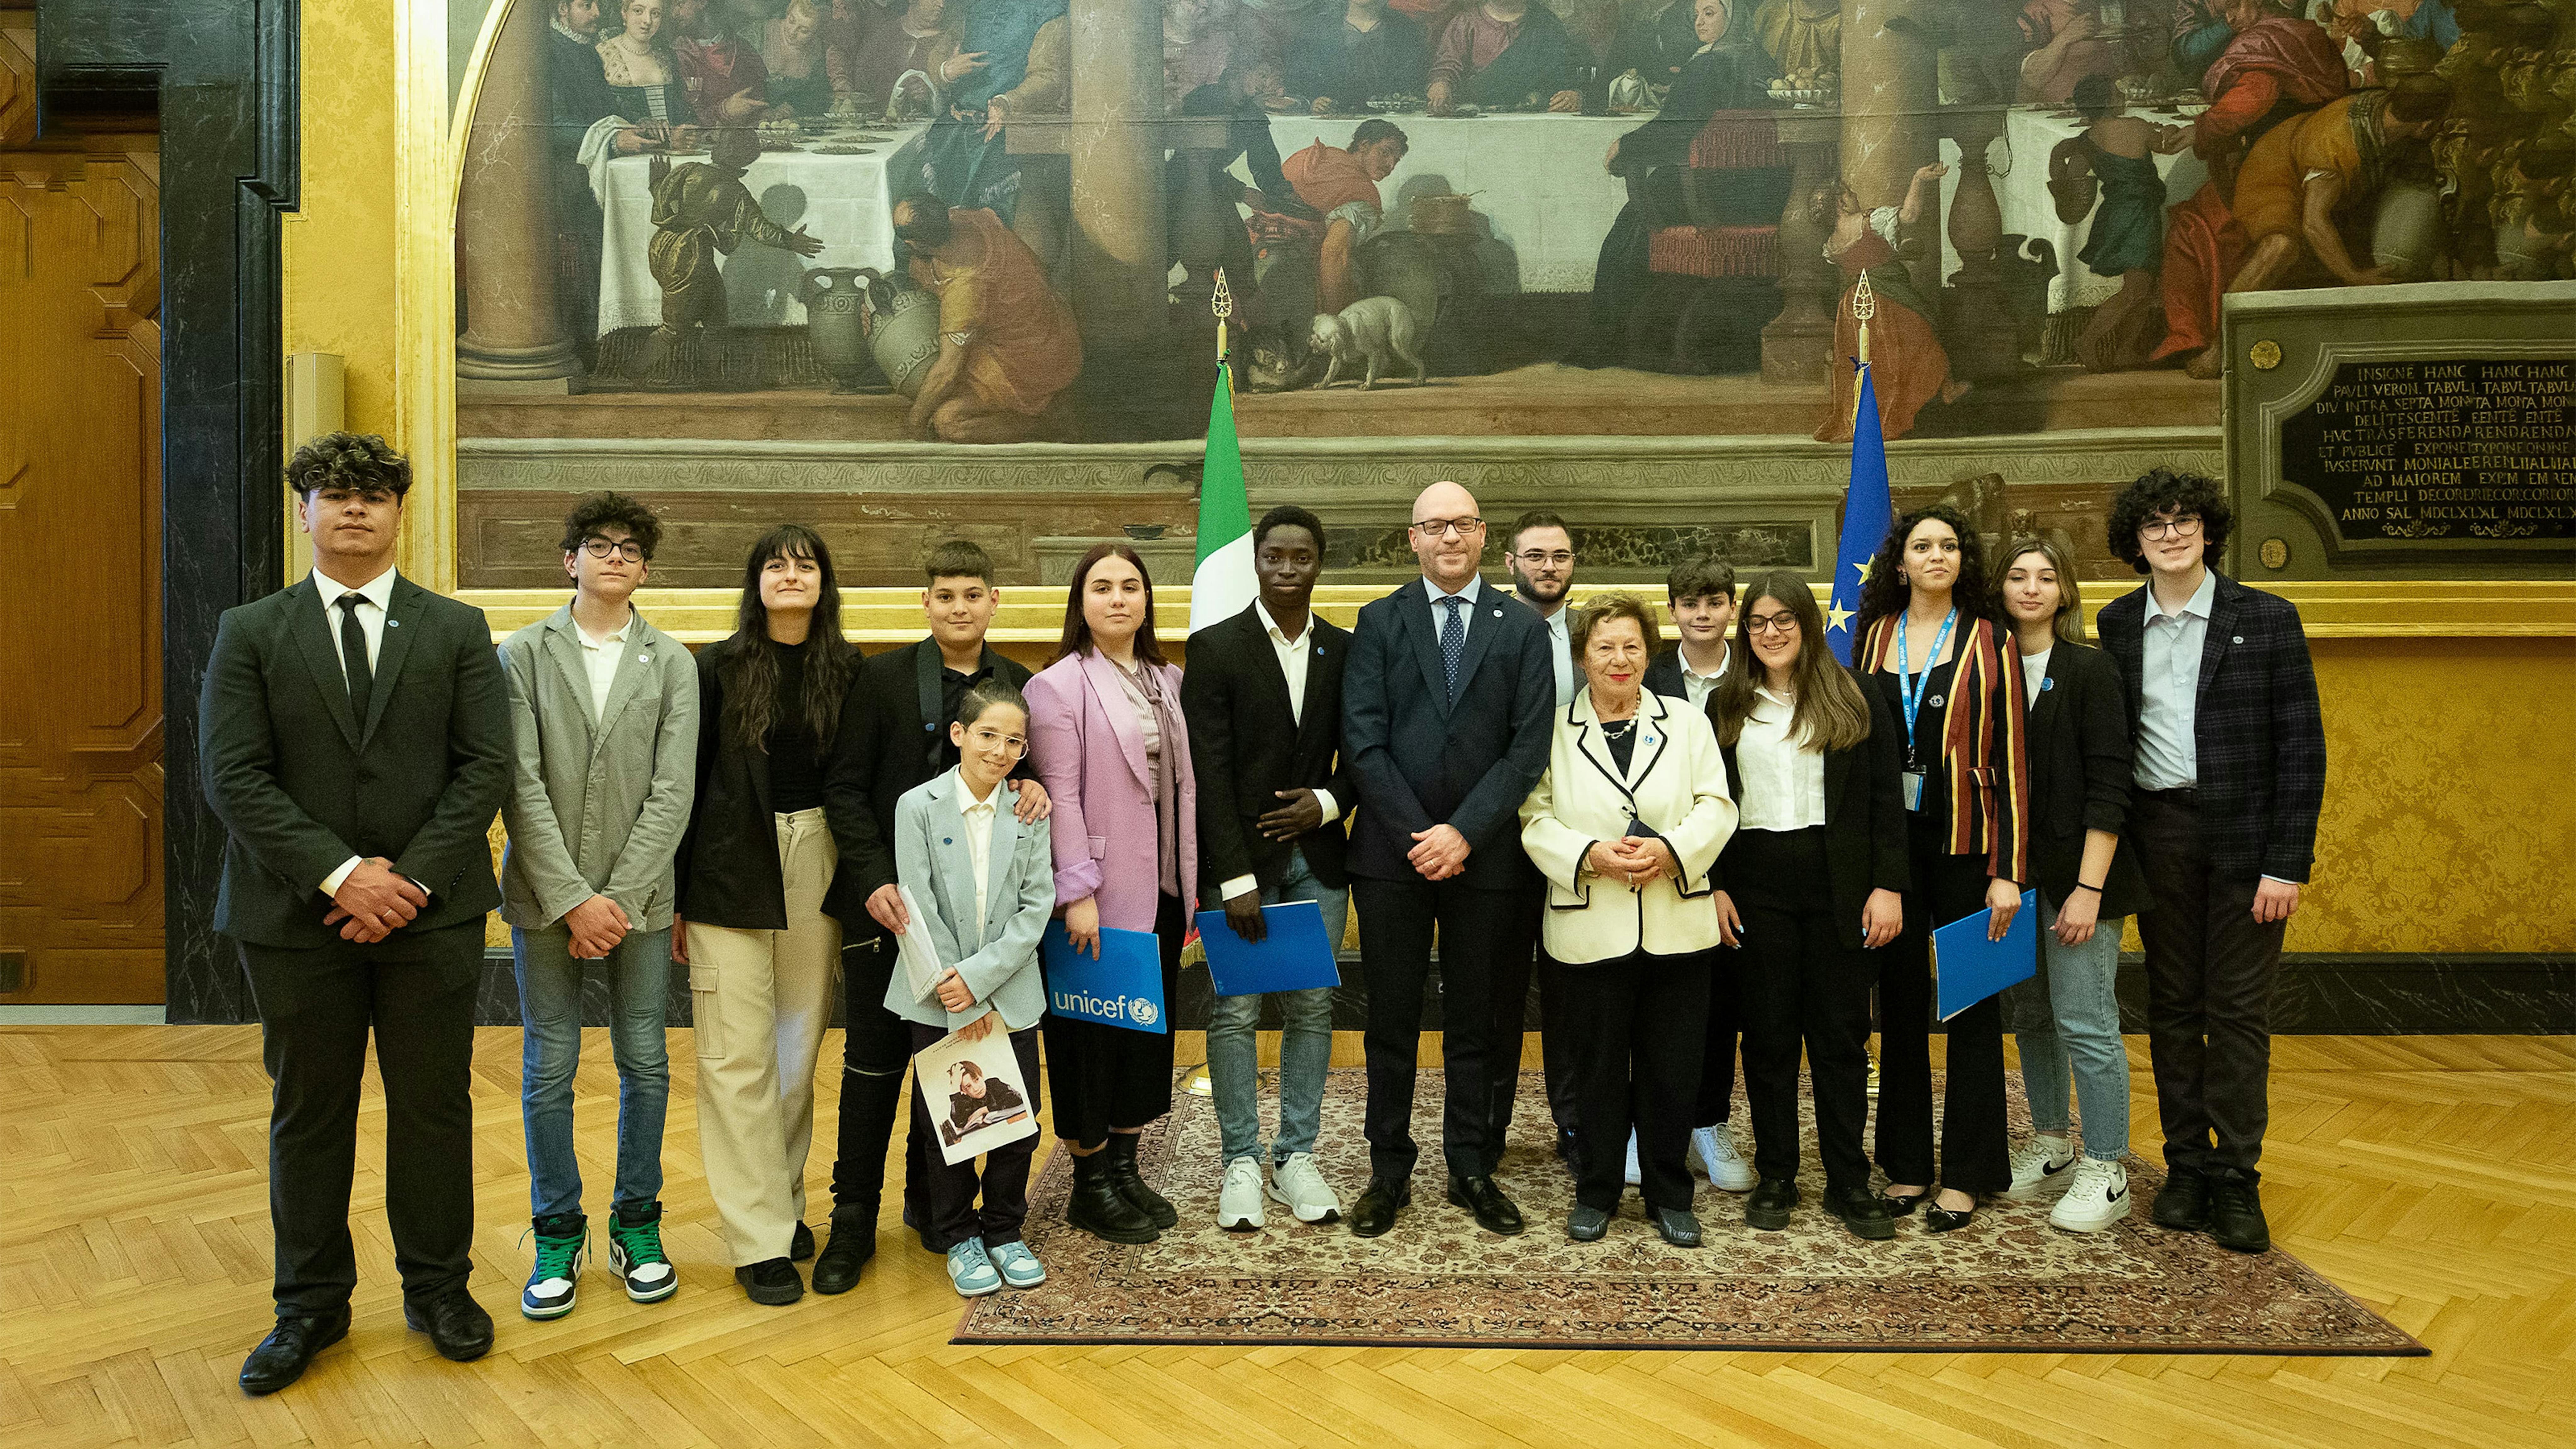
[887,677,1056,1297]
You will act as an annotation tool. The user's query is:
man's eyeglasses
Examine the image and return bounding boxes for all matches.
[1514,549,1574,568]
[2139,514,2203,541]
[581,536,648,563]
[966,727,1027,758]
[1745,612,1800,637]
[1411,517,1483,539]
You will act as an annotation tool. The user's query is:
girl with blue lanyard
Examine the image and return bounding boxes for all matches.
[1852,503,2032,1233]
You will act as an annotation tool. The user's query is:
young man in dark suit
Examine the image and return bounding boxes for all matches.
[2096,468,2326,1255]
[1181,504,1358,1232]
[813,539,1048,1292]
[199,433,513,1394]
[1341,480,1557,1238]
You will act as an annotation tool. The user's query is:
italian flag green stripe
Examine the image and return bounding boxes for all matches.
[1188,362,1257,634]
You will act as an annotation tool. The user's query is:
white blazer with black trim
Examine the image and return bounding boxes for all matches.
[1518,685,1739,966]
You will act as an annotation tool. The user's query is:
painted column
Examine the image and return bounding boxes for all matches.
[1065,0,1174,434]
[456,0,579,380]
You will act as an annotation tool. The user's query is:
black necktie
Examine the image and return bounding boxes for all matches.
[338,593,373,723]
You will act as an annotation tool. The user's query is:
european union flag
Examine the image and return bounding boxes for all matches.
[1826,362,1892,666]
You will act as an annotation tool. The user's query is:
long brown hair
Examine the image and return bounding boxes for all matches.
[1710,570,1873,753]
[1052,543,1169,666]
[1994,534,2087,645]
[717,524,858,752]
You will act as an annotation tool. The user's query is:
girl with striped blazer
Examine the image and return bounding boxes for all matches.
[1852,503,2032,1232]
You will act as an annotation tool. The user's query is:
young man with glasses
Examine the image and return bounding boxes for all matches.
[2096,468,2324,1255]
[1501,511,1585,1176]
[497,492,700,1320]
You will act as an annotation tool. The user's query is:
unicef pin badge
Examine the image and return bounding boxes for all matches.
[386,618,400,628]
[925,721,936,732]
[1929,694,1944,708]
[2041,677,2055,692]
[2232,636,2244,645]
[1491,607,1502,618]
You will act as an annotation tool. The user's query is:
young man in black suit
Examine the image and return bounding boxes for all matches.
[2096,468,2326,1255]
[813,539,1049,1292]
[1181,504,1358,1232]
[199,433,513,1394]
[1341,480,1557,1238]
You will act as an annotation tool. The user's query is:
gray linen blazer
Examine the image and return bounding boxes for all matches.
[885,768,1055,1033]
[497,604,699,931]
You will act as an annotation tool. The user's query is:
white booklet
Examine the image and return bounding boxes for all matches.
[893,884,947,1002]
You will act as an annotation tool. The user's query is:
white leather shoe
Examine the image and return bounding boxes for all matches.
[1689,1124,1758,1192]
[2007,1134,2077,1198]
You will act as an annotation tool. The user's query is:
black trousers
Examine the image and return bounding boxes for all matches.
[1873,824,2012,1196]
[1733,827,1877,1191]
[2131,789,2286,1181]
[907,1021,1044,1251]
[1565,948,1711,1212]
[1489,891,1565,1149]
[240,920,483,1317]
[1039,892,1184,1148]
[1353,874,1521,1182]
[1694,944,1742,1127]
[829,941,929,1230]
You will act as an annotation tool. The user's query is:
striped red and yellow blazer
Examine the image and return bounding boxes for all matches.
[1858,612,2032,884]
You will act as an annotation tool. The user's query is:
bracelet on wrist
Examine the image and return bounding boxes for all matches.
[2074,881,2104,894]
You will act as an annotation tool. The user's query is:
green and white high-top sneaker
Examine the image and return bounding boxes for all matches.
[606,1201,678,1304]
[521,1213,588,1320]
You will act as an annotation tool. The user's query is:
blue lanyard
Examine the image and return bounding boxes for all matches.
[1896,609,1957,760]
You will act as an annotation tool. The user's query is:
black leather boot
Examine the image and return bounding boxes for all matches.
[1102,1132,1179,1229]
[1067,1148,1161,1244]
[811,1209,876,1295]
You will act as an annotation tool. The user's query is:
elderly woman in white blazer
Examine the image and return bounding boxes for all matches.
[1520,594,1738,1247]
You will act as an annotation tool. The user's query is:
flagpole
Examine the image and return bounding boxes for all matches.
[1212,267,1235,401]
[1850,271,1876,432]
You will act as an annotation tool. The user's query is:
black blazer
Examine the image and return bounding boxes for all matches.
[1179,603,1357,898]
[2025,641,2150,918]
[198,574,512,949]
[1642,642,1729,704]
[834,636,1035,949]
[674,638,874,933]
[1341,579,1556,891]
[2096,571,2326,882]
[1709,675,1912,949]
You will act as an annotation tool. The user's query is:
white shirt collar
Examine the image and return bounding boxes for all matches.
[2149,568,2218,625]
[551,17,595,44]
[1682,640,1729,680]
[315,565,398,612]
[1751,683,1794,717]
[951,766,1002,815]
[1423,574,1483,607]
[1254,598,1309,647]
[575,609,634,648]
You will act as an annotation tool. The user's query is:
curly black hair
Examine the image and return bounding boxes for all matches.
[1852,501,1998,641]
[557,491,663,559]
[1255,502,1326,552]
[2106,467,2232,574]
[286,431,410,500]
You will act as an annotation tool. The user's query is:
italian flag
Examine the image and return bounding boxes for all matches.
[1187,362,1257,634]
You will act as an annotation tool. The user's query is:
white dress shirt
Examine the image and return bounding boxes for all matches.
[1677,640,1730,711]
[1218,602,1345,902]
[2022,645,2051,709]
[575,612,634,726]
[2135,568,2215,790]
[1541,606,1575,708]
[315,566,403,897]
[1422,572,1483,641]
[956,770,1001,937]
[1732,686,1829,831]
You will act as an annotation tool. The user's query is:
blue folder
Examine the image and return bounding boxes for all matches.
[1194,899,1342,997]
[1041,921,1169,1034]
[1931,889,2040,1021]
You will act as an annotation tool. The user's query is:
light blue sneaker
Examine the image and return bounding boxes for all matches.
[987,1239,1046,1289]
[946,1238,1002,1297]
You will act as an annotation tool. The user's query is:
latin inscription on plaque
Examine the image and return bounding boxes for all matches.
[2276,358,2576,543]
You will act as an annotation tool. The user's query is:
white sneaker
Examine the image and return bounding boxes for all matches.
[1217,1156,1267,1231]
[2048,1158,2132,1232]
[1623,1131,1642,1187]
[2006,1134,2077,1198]
[1265,1151,1342,1224]
[1689,1124,1758,1192]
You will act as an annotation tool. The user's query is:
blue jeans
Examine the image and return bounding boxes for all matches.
[1207,847,1349,1167]
[2007,893,2131,1161]
[514,922,673,1218]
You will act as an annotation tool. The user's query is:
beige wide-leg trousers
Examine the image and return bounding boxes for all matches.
[690,808,841,1267]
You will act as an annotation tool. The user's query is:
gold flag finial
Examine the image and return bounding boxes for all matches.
[1849,272,1877,431]
[1212,267,1235,397]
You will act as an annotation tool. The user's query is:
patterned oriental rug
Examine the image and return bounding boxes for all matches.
[953,1069,2423,1354]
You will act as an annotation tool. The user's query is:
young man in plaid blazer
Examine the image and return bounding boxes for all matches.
[2096,468,2326,1256]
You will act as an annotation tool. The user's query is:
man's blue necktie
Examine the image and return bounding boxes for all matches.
[1438,594,1466,700]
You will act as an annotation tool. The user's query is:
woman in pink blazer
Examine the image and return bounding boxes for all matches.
[1024,543,1199,1245]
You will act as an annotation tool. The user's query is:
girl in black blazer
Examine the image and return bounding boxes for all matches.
[1994,536,2151,1234]
[1707,572,1909,1242]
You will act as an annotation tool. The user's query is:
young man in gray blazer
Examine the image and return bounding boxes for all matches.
[200,434,512,1394]
[497,493,699,1321]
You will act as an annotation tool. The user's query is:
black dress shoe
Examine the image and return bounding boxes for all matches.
[402,1290,495,1362]
[2150,1166,2211,1232]
[810,1216,875,1295]
[1822,1185,1897,1241]
[1066,1149,1160,1244]
[1745,1176,1799,1232]
[1103,1133,1179,1230]
[1925,1195,1978,1234]
[1880,1188,1927,1217]
[2206,1169,2271,1253]
[1349,1179,1410,1238]
[789,1221,815,1261]
[1565,1203,1611,1241]
[1652,1207,1704,1247]
[735,1257,804,1305]
[239,1307,350,1395]
[1446,1173,1525,1236]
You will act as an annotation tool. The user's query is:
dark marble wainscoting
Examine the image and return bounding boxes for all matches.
[474,948,2574,1036]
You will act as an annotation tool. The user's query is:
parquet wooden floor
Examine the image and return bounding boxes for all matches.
[3,1027,2568,1449]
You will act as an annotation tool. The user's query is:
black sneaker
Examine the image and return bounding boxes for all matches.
[789,1221,815,1261]
[2206,1169,2271,1253]
[735,1257,803,1306]
[2150,1166,2211,1232]
[1745,1177,1799,1232]
[1822,1184,1897,1241]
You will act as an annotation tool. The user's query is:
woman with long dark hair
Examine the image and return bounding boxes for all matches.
[1851,502,2031,1232]
[1705,571,1908,1241]
[673,524,868,1304]
[1023,544,1198,1244]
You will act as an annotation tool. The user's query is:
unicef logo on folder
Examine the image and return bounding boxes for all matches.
[1041,921,1169,1035]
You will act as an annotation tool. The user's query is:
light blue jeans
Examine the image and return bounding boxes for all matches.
[1207,847,1350,1167]
[2007,893,2130,1161]
[514,921,673,1218]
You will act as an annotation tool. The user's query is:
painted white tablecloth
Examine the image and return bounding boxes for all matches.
[593,123,931,336]
[1244,113,1641,294]
[1939,104,2208,315]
